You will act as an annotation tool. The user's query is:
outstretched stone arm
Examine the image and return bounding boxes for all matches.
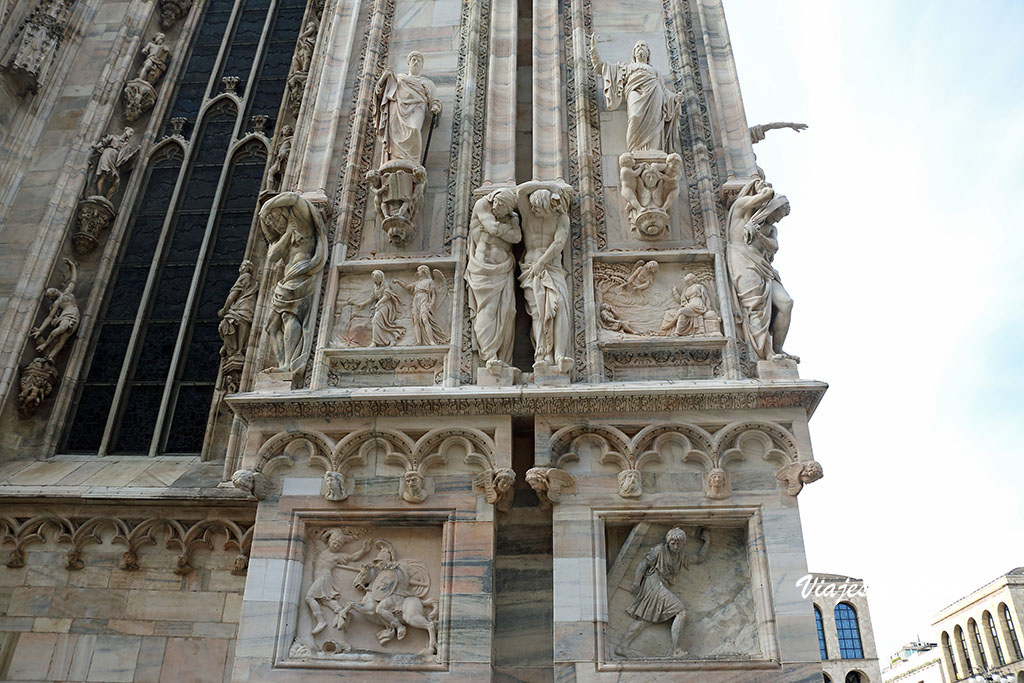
[749,121,808,143]
[588,33,604,71]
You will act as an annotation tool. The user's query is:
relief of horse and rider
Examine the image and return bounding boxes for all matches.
[295,526,439,658]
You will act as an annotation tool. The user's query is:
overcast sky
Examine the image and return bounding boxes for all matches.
[725,0,1024,659]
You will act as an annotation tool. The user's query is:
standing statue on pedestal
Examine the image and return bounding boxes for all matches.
[615,526,710,658]
[93,127,138,199]
[589,35,681,153]
[267,125,293,193]
[465,189,520,375]
[30,257,79,360]
[217,260,258,391]
[123,34,173,122]
[137,33,171,85]
[370,51,441,244]
[260,192,327,374]
[516,180,574,376]
[726,178,797,363]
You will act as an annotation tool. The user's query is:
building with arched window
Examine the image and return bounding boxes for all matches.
[809,573,882,683]
[933,567,1024,681]
[881,641,947,683]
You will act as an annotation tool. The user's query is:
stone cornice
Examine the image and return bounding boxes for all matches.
[226,379,828,421]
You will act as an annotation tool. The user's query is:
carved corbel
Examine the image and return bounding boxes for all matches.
[525,467,576,508]
[472,467,516,512]
[775,460,823,497]
[231,468,272,499]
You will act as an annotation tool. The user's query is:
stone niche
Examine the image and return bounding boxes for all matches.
[592,509,780,673]
[284,518,448,670]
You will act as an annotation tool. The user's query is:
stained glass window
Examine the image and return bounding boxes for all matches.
[834,603,863,660]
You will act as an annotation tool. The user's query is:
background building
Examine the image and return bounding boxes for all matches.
[808,573,882,683]
[882,641,947,683]
[932,568,1024,683]
[0,0,835,679]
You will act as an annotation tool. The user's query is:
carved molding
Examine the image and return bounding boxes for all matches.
[0,514,254,574]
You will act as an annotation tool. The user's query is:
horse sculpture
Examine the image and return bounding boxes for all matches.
[334,542,439,656]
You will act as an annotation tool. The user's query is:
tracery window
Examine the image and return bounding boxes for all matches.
[64,0,312,455]
[814,604,828,660]
[834,602,863,659]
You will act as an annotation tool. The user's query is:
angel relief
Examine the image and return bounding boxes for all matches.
[294,527,440,659]
[334,266,450,348]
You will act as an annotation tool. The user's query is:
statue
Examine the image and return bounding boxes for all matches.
[230,468,272,499]
[305,528,372,635]
[366,165,427,244]
[92,127,138,199]
[260,192,327,374]
[334,540,439,655]
[345,269,405,347]
[598,303,639,335]
[401,471,427,503]
[749,121,807,145]
[291,21,318,75]
[267,125,293,192]
[618,152,682,240]
[17,357,58,416]
[726,178,797,362]
[218,260,258,360]
[394,266,448,346]
[589,35,681,153]
[525,467,576,508]
[137,33,171,85]
[614,526,710,658]
[30,257,79,360]
[705,467,730,499]
[473,467,516,513]
[617,469,642,498]
[1,0,74,96]
[775,460,823,496]
[465,188,520,375]
[321,471,347,501]
[374,51,441,166]
[516,180,574,375]
[659,273,722,337]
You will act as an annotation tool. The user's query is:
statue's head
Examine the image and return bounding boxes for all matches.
[632,41,651,63]
[153,32,165,43]
[665,526,687,553]
[239,259,253,274]
[683,273,696,285]
[488,188,516,217]
[281,124,294,137]
[708,467,728,497]
[417,265,430,278]
[402,471,426,502]
[44,287,60,300]
[494,468,516,492]
[619,152,635,168]
[123,126,135,138]
[324,528,347,552]
[666,153,682,173]
[800,461,824,484]
[407,51,424,75]
[643,260,659,276]
[371,269,384,285]
[617,469,642,498]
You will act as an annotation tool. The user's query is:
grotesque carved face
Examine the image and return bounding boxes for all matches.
[617,469,642,498]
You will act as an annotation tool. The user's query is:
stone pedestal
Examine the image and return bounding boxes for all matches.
[72,196,116,255]
[122,79,158,122]
[476,363,520,386]
[532,362,571,386]
[757,358,800,380]
[253,369,294,392]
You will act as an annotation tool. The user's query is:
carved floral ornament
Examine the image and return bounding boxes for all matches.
[233,427,501,505]
[549,420,822,499]
[0,514,253,575]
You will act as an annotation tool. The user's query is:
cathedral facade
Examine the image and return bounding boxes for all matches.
[0,0,831,679]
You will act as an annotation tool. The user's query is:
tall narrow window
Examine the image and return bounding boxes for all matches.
[957,625,974,674]
[987,611,1006,665]
[971,618,988,670]
[1006,604,1023,660]
[943,631,959,679]
[65,0,313,455]
[834,603,863,659]
[814,605,828,660]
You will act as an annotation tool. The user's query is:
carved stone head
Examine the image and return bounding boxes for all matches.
[281,124,294,137]
[706,467,730,499]
[487,188,516,217]
[800,461,824,484]
[324,528,348,552]
[632,40,651,63]
[153,32,165,44]
[494,467,516,493]
[402,471,427,503]
[619,152,636,168]
[407,50,424,76]
[617,469,642,498]
[417,264,430,279]
[371,269,385,286]
[665,526,687,553]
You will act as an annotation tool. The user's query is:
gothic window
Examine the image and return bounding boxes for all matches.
[834,603,863,659]
[956,625,974,674]
[64,0,313,455]
[814,604,828,660]
[843,673,861,683]
[943,631,959,679]
[987,610,1006,666]
[970,618,988,670]
[1006,604,1023,660]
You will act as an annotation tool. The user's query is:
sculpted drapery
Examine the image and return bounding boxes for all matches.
[375,51,441,166]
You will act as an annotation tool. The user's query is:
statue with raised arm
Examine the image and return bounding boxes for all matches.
[345,270,404,347]
[465,188,520,375]
[374,51,441,166]
[218,260,258,361]
[615,526,710,658]
[137,32,171,85]
[749,121,807,145]
[267,125,293,193]
[30,257,79,360]
[589,35,681,153]
[516,180,574,375]
[660,273,722,337]
[291,20,317,75]
[92,127,138,199]
[726,178,797,363]
[394,265,448,346]
[260,192,327,374]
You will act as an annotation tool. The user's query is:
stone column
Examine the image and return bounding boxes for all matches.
[531,0,562,181]
[481,0,517,189]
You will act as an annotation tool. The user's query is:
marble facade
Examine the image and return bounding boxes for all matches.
[0,0,835,680]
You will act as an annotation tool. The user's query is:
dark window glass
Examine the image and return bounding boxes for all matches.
[957,626,974,674]
[1006,605,1023,660]
[834,603,863,659]
[166,0,233,124]
[165,384,215,452]
[64,384,116,451]
[971,619,989,670]
[113,384,162,453]
[218,0,272,95]
[988,612,1006,665]
[814,605,828,660]
[247,0,308,126]
[844,673,860,683]
[85,324,133,382]
[943,632,959,678]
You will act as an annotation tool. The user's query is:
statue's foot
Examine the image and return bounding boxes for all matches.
[557,356,575,373]
[771,352,800,363]
[417,646,437,656]
[672,648,690,659]
[396,624,407,639]
[532,359,550,373]
[614,645,630,657]
[311,619,327,635]
[485,358,502,376]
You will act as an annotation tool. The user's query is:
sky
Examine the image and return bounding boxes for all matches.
[724,0,1024,659]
